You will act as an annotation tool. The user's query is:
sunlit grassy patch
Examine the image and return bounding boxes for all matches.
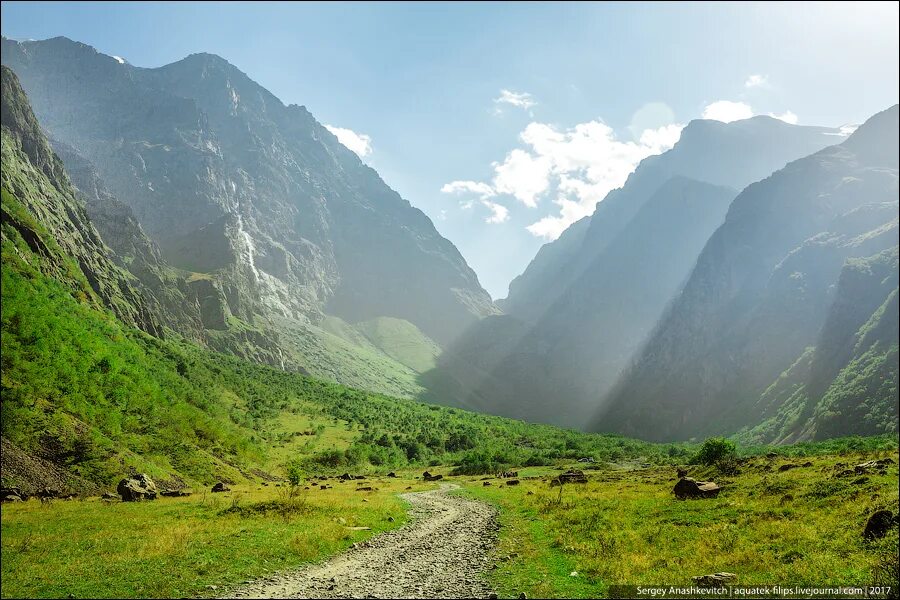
[0,477,431,599]
[462,451,900,599]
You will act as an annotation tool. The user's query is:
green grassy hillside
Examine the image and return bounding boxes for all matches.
[3,182,705,490]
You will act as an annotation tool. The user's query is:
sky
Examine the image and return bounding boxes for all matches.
[2,2,898,299]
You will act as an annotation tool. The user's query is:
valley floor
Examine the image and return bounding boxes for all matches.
[225,484,497,599]
[1,451,898,599]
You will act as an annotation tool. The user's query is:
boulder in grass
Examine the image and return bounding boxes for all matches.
[211,482,230,493]
[423,472,443,482]
[692,573,737,587]
[557,470,588,484]
[117,474,158,501]
[160,489,191,497]
[1,487,27,502]
[863,510,898,541]
[673,477,721,499]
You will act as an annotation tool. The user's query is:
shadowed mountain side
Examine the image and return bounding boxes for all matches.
[597,105,899,442]
[422,176,737,427]
[501,116,843,323]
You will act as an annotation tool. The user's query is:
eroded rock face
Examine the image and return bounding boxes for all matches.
[117,474,158,501]
[2,37,498,351]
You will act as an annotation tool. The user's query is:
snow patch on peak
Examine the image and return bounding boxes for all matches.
[112,55,126,65]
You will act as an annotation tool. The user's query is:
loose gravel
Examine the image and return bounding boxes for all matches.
[222,483,499,599]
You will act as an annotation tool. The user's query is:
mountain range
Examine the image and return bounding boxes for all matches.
[2,36,496,397]
[2,36,897,444]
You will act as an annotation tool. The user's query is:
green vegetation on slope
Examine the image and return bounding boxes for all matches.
[3,180,703,490]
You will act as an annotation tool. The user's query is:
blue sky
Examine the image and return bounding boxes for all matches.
[2,1,898,298]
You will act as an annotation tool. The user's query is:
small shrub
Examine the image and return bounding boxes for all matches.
[694,437,737,467]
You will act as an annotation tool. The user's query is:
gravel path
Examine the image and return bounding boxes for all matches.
[222,483,499,599]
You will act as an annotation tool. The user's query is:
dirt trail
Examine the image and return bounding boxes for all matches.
[223,483,499,599]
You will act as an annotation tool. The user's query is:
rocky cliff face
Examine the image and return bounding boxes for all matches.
[1,37,496,353]
[600,105,899,441]
[425,116,844,428]
[1,65,160,336]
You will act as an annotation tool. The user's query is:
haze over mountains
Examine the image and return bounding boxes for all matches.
[422,116,853,428]
[2,35,897,444]
[2,36,498,397]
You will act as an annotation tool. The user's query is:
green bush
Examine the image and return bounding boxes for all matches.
[694,437,738,466]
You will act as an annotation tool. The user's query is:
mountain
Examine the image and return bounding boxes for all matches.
[500,116,843,321]
[4,62,682,497]
[1,65,160,336]
[600,105,899,441]
[424,116,843,427]
[1,36,497,394]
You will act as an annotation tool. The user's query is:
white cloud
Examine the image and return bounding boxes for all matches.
[324,124,372,157]
[494,89,537,112]
[744,74,769,88]
[440,180,496,198]
[483,200,510,224]
[702,100,754,123]
[492,149,552,208]
[441,118,684,239]
[768,110,799,125]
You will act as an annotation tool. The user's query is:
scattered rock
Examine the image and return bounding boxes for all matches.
[101,492,119,501]
[483,481,492,486]
[692,572,737,587]
[506,479,520,486]
[211,482,230,493]
[863,510,898,541]
[423,472,444,482]
[1,487,28,501]
[388,516,395,522]
[356,486,373,492]
[676,467,689,479]
[555,470,588,485]
[160,489,191,497]
[673,477,721,499]
[778,463,799,472]
[117,474,157,501]
[387,472,397,478]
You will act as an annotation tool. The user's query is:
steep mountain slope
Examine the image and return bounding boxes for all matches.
[425,117,842,427]
[2,65,684,493]
[501,116,842,320]
[744,246,898,443]
[600,105,899,441]
[47,137,208,342]
[1,65,160,336]
[1,37,496,384]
